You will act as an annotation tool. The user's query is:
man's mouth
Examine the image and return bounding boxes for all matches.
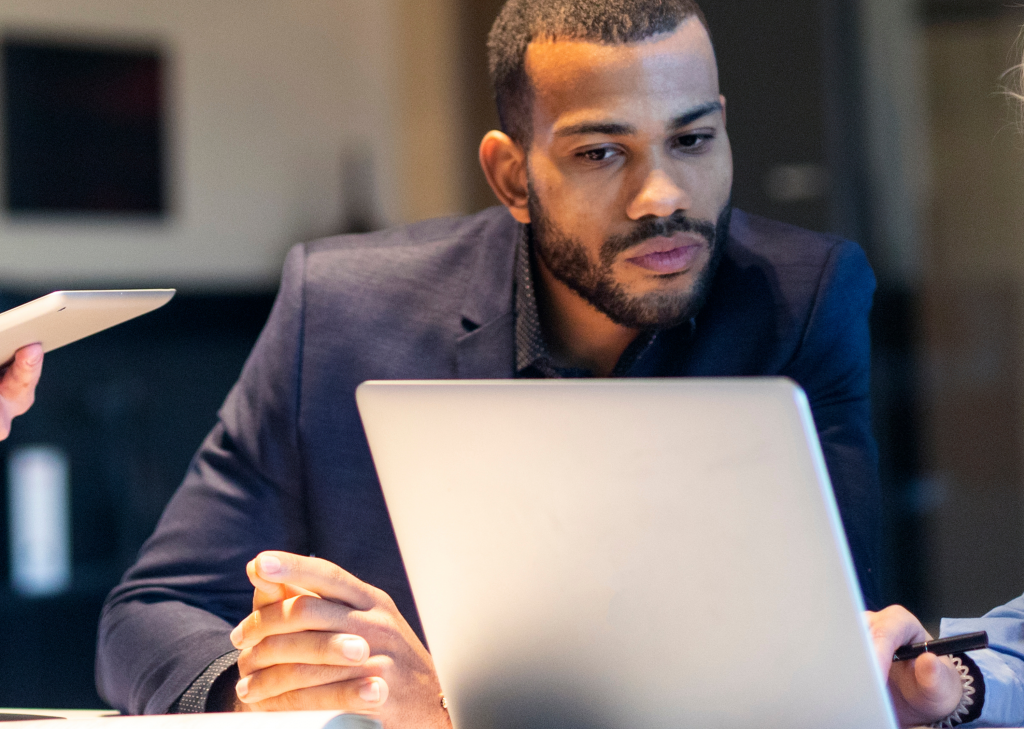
[623,234,708,275]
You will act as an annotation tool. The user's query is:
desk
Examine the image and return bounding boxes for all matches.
[0,710,380,727]
[0,710,114,720]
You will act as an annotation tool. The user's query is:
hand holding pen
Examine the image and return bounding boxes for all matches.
[867,606,986,727]
[893,631,988,662]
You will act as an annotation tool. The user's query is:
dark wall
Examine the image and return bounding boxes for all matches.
[702,0,833,233]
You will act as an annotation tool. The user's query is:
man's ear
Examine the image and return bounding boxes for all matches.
[479,131,530,224]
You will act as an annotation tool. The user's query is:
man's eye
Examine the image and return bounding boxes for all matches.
[579,148,616,162]
[673,134,712,151]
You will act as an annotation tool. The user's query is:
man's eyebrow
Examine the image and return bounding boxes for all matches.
[668,101,723,131]
[551,102,723,139]
[553,121,637,138]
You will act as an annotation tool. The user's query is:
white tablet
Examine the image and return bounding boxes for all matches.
[0,289,176,365]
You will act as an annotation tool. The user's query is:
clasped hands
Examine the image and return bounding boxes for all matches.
[230,551,451,728]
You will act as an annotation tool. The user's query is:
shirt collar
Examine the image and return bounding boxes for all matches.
[514,227,551,374]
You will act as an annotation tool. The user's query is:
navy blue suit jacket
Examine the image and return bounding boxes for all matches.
[96,207,880,714]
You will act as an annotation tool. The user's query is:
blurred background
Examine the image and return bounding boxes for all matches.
[0,0,1020,709]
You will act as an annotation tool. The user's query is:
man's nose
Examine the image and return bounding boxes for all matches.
[626,168,691,220]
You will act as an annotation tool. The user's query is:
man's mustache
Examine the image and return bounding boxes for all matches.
[599,212,717,267]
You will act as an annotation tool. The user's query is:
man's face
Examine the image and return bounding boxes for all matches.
[523,18,733,329]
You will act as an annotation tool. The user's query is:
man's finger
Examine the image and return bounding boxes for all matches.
[236,661,377,704]
[866,606,931,680]
[251,552,378,610]
[887,653,963,725]
[246,557,319,610]
[0,344,43,414]
[238,631,370,675]
[230,594,357,649]
[239,674,388,712]
[914,654,963,709]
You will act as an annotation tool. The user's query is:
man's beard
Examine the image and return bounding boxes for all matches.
[527,187,732,330]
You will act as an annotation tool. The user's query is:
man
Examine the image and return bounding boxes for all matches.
[96,1,881,725]
[0,344,42,441]
[869,602,1024,727]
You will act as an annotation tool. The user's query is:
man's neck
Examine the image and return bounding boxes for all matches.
[533,254,640,377]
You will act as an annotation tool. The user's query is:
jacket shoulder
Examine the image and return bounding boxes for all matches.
[304,206,517,258]
[289,206,518,302]
[690,209,876,375]
[727,209,872,280]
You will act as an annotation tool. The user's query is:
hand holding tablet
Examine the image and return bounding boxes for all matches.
[0,289,175,439]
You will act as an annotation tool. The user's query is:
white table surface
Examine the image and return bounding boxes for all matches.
[0,709,116,719]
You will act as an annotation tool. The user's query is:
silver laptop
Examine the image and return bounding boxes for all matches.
[356,379,896,729]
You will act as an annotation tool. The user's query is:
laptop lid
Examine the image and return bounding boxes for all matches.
[356,378,896,729]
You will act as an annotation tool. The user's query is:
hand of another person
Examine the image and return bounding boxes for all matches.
[230,551,451,729]
[866,605,964,727]
[0,344,43,440]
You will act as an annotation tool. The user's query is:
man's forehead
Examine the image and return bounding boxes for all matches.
[523,18,719,103]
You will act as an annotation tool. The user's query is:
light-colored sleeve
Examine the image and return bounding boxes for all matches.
[941,594,1024,727]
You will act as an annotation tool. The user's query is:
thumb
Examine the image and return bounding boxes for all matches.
[915,653,963,707]
[246,553,318,610]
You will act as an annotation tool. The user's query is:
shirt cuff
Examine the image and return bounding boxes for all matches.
[942,618,1024,727]
[168,650,241,713]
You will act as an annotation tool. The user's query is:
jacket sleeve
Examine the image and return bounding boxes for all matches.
[96,244,311,714]
[942,596,1024,727]
[781,239,881,609]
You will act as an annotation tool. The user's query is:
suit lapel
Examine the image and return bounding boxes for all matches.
[455,313,516,378]
[454,208,522,379]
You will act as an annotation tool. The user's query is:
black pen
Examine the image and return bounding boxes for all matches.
[893,631,988,662]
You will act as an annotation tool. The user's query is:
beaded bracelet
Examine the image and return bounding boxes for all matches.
[929,655,979,728]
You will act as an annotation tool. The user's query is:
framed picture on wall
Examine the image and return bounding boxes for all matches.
[2,37,167,215]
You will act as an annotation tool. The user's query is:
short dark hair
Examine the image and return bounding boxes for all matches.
[487,0,710,144]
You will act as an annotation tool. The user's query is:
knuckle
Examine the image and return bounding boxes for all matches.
[290,595,321,623]
[237,647,256,676]
[273,689,305,712]
[247,639,269,669]
[325,560,348,582]
[362,654,391,677]
[242,670,264,699]
[237,616,256,644]
[333,681,361,709]
[375,589,397,612]
[365,607,395,635]
[306,662,344,685]
[314,632,335,663]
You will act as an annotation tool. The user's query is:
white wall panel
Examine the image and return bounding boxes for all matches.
[0,0,404,290]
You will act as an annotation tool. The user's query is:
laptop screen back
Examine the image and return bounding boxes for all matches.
[356,378,895,729]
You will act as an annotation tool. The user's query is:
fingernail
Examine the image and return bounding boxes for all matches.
[359,680,381,704]
[341,638,367,662]
[229,625,243,647]
[259,554,282,574]
[236,676,250,699]
[24,351,41,366]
